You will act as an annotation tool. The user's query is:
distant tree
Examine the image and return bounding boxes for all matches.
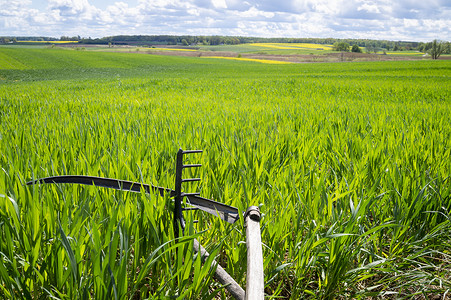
[209,36,222,45]
[393,44,399,51]
[444,42,451,54]
[365,45,374,53]
[332,42,350,52]
[167,36,177,45]
[181,39,189,46]
[418,43,425,52]
[351,44,362,53]
[429,39,446,59]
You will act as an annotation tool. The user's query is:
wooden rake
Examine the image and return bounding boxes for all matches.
[27,149,263,300]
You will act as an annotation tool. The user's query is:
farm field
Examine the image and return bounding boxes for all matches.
[36,42,438,63]
[0,46,451,299]
[61,43,334,54]
[195,42,334,53]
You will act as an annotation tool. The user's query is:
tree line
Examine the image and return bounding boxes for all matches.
[331,40,450,59]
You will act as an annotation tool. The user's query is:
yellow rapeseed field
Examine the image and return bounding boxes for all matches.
[249,43,333,50]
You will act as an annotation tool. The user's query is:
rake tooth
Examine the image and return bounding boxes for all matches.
[182,150,203,154]
[183,207,200,211]
[182,178,201,183]
[182,164,202,168]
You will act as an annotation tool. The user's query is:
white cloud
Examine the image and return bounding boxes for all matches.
[239,6,275,18]
[47,0,97,18]
[358,3,381,14]
[0,0,449,41]
[0,0,32,12]
[212,0,227,9]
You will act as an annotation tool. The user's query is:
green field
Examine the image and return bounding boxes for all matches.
[1,46,450,299]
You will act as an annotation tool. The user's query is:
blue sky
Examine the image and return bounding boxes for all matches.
[1,0,450,42]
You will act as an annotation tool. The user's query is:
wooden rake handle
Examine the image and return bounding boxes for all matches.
[244,206,264,300]
[193,239,245,300]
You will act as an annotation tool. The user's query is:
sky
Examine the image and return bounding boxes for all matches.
[1,0,450,42]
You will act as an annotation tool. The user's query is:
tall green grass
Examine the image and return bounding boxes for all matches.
[0,47,450,298]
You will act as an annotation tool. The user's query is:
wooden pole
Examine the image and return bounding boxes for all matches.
[244,206,264,300]
[193,239,245,300]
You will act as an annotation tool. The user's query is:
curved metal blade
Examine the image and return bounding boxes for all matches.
[26,175,239,224]
[186,194,239,224]
[26,175,174,197]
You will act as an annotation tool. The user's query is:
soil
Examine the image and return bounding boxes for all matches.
[142,49,429,63]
